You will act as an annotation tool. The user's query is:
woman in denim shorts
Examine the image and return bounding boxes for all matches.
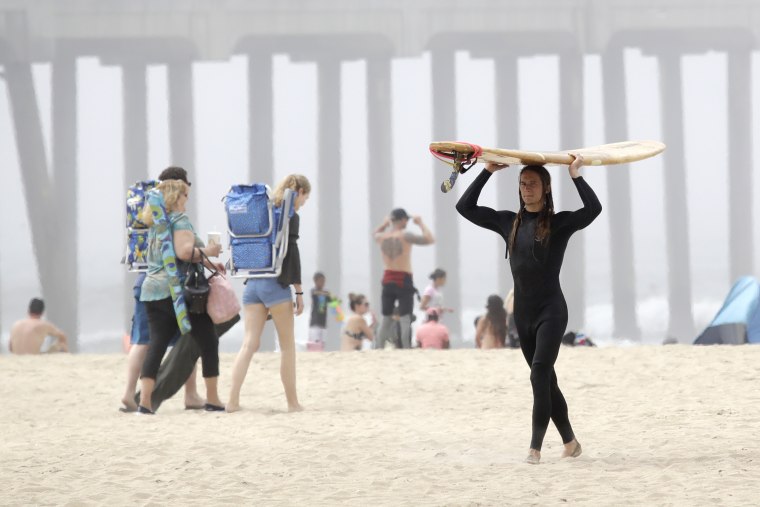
[227,174,311,413]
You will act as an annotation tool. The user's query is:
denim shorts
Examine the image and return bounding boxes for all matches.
[243,278,292,307]
[131,286,180,346]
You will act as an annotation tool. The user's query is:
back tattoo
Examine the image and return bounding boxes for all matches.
[381,237,404,259]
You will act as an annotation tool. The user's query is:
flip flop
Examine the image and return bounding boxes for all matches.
[119,406,137,413]
[204,403,225,412]
[184,405,205,410]
[136,405,155,415]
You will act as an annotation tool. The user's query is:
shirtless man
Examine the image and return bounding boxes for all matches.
[9,298,68,354]
[373,208,434,349]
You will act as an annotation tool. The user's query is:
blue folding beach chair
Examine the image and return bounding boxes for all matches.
[124,179,158,272]
[224,184,295,278]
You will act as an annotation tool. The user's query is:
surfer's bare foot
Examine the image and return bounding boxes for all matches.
[525,449,541,465]
[288,403,304,413]
[561,439,582,458]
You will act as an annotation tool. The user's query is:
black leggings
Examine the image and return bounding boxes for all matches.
[515,299,575,451]
[141,298,220,379]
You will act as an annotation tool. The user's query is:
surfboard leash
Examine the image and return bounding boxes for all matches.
[429,142,483,193]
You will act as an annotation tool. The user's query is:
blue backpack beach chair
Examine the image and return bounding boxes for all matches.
[124,179,158,272]
[224,184,295,278]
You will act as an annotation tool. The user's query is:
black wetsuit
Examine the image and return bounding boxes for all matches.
[456,169,602,450]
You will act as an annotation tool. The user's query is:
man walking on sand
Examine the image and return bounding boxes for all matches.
[373,208,434,349]
[9,298,68,354]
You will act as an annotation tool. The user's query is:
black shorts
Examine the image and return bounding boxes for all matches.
[381,273,415,316]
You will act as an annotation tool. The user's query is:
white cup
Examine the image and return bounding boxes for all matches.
[207,231,222,251]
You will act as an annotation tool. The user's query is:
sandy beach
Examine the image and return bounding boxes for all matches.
[1,345,758,506]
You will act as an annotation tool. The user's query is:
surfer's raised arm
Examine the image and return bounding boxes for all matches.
[563,153,602,231]
[568,153,584,179]
[455,169,513,241]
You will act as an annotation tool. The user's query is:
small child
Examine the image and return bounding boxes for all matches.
[308,272,333,351]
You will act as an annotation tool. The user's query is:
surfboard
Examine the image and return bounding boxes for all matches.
[430,140,666,193]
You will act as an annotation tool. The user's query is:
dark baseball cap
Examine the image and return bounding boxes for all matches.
[390,208,409,221]
[158,166,191,186]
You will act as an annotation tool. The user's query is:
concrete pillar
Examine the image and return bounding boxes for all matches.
[4,61,58,344]
[246,51,277,351]
[123,62,149,189]
[51,54,80,350]
[122,62,149,334]
[658,51,694,340]
[493,53,519,298]
[431,48,463,345]
[601,48,641,340]
[168,59,197,218]
[367,56,394,308]
[317,58,342,350]
[559,49,586,332]
[727,49,754,281]
[247,51,274,184]
[0,67,3,339]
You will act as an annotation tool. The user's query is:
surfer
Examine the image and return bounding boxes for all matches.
[455,154,601,464]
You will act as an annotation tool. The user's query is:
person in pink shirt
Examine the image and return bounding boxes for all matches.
[415,309,450,349]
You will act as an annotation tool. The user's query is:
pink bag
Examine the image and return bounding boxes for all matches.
[206,273,241,324]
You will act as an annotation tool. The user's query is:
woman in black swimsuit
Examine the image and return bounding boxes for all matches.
[341,293,375,351]
[456,154,601,464]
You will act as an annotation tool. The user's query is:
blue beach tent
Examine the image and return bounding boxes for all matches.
[694,276,760,345]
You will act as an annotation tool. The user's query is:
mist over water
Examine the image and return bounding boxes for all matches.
[1,5,759,352]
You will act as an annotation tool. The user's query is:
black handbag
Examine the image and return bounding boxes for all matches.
[183,250,217,314]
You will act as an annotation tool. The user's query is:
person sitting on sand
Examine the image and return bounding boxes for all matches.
[475,295,507,349]
[415,308,450,349]
[9,298,68,354]
[341,293,375,351]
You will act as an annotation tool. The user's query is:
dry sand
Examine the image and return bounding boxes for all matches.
[1,345,758,506]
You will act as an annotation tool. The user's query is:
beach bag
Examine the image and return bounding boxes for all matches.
[183,262,210,314]
[225,184,295,277]
[125,179,159,271]
[207,273,241,324]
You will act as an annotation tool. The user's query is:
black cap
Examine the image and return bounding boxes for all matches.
[390,208,409,221]
[158,166,191,186]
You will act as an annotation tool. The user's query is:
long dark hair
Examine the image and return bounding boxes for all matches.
[485,294,507,347]
[508,165,554,255]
